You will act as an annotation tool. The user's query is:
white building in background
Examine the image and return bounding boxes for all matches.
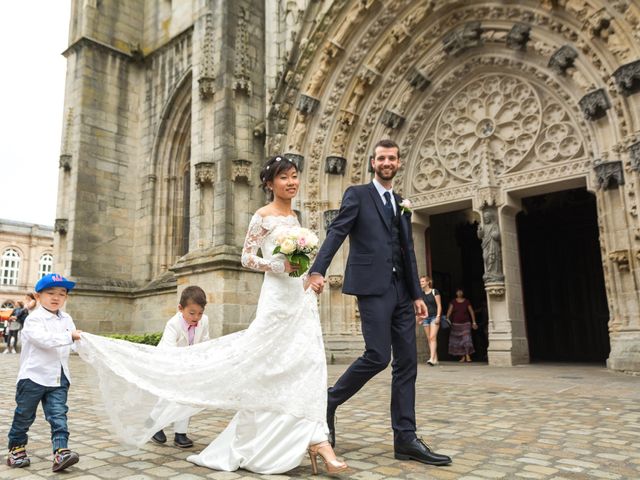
[0,219,54,308]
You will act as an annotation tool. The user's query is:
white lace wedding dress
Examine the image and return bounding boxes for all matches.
[77,214,328,474]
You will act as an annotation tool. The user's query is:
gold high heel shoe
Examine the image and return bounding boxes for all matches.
[308,441,348,475]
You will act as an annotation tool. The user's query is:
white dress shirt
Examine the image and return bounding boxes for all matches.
[372,178,397,215]
[17,305,77,387]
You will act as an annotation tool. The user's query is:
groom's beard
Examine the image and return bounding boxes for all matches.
[374,165,398,181]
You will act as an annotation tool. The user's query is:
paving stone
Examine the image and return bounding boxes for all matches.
[2,357,640,479]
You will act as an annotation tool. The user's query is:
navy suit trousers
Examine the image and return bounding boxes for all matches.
[328,274,417,444]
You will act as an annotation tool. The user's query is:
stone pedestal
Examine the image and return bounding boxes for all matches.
[486,202,529,366]
[608,330,640,372]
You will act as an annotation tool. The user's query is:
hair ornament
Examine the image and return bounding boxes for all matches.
[275,156,283,162]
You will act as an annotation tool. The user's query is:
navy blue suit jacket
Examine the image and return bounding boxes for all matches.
[310,182,422,299]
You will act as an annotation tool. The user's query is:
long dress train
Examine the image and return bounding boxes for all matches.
[77,214,328,474]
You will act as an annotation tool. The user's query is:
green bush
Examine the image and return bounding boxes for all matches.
[104,332,163,346]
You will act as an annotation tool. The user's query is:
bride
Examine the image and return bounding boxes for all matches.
[77,155,347,475]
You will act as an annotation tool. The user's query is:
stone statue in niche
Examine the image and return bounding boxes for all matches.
[331,0,373,47]
[401,3,431,31]
[331,122,350,157]
[345,77,367,113]
[392,89,413,115]
[477,208,504,283]
[305,47,334,98]
[287,112,307,153]
[370,25,408,71]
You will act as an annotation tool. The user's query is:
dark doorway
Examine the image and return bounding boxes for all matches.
[517,188,609,362]
[429,209,487,361]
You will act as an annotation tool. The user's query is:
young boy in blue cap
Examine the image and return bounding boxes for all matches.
[6,273,83,472]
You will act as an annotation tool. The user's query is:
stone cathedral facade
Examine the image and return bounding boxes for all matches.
[57,0,640,372]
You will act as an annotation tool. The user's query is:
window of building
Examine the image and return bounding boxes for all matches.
[1,249,21,286]
[38,253,53,278]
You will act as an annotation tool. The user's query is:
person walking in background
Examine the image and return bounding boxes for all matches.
[418,276,442,366]
[5,301,27,354]
[446,288,477,363]
[24,293,37,314]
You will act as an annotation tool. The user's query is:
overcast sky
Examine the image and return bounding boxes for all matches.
[0,2,70,226]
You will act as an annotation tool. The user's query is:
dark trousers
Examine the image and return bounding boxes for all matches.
[328,275,418,444]
[8,371,70,452]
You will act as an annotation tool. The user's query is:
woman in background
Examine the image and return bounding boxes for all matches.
[446,288,477,363]
[418,276,441,366]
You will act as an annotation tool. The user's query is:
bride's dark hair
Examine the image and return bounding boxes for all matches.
[259,155,298,200]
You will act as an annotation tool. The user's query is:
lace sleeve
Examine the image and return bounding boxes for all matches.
[241,214,286,273]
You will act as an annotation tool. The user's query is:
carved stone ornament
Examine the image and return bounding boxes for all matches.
[325,156,347,175]
[609,250,630,271]
[324,209,340,230]
[406,67,430,91]
[231,159,252,184]
[284,153,304,172]
[233,7,252,95]
[199,13,215,99]
[613,59,640,96]
[381,110,405,129]
[198,77,215,99]
[59,154,72,172]
[548,45,578,74]
[594,160,624,190]
[194,162,216,187]
[54,218,68,235]
[506,23,531,50]
[579,89,611,121]
[297,94,320,114]
[629,142,640,172]
[442,21,483,56]
[328,274,343,288]
[484,282,506,296]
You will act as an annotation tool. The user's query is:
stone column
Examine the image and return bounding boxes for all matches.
[485,195,530,366]
[595,161,640,372]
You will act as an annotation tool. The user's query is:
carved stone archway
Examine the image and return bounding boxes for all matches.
[269,0,640,370]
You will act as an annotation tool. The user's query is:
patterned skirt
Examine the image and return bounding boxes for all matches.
[448,322,475,356]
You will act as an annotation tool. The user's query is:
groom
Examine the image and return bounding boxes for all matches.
[308,139,451,466]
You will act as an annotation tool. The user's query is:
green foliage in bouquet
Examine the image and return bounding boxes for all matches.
[273,245,310,278]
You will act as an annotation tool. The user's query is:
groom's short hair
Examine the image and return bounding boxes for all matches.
[373,139,400,159]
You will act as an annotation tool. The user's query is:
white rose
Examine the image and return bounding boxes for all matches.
[279,238,297,254]
[400,199,412,209]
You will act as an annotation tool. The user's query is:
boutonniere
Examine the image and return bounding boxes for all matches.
[399,199,412,215]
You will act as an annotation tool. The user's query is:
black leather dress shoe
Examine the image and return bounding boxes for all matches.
[151,430,167,444]
[174,433,194,448]
[394,438,452,466]
[327,409,336,448]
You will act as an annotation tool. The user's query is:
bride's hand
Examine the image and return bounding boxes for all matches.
[283,260,299,274]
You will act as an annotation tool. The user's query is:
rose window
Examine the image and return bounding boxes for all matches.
[438,74,542,180]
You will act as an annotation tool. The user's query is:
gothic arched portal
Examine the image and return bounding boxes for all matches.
[269,0,640,370]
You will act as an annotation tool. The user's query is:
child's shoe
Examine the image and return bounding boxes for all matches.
[174,433,193,448]
[52,448,79,472]
[6,445,30,468]
[152,429,167,444]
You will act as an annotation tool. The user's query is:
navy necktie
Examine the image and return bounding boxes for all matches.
[383,191,394,221]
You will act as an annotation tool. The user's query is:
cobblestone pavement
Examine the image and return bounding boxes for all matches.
[0,355,639,479]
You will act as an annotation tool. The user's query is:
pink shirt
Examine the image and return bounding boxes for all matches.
[181,316,197,346]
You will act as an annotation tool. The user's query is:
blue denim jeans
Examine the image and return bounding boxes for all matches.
[8,371,70,452]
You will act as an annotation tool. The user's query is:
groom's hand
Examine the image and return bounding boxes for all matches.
[413,299,427,319]
[308,273,325,294]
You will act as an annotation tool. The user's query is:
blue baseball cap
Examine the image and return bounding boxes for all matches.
[35,273,76,293]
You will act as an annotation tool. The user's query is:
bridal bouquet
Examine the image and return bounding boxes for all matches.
[273,227,319,277]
